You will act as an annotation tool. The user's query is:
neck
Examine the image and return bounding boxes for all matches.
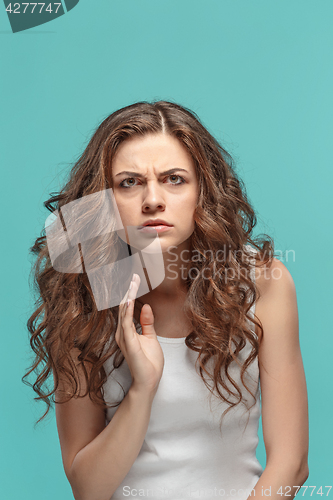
[133,238,191,322]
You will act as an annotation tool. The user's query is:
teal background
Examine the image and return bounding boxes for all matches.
[1,1,332,498]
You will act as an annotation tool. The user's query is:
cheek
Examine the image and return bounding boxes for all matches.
[181,194,198,214]
[113,193,128,212]
[113,197,131,225]
[176,200,197,230]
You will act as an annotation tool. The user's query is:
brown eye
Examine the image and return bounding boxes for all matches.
[168,175,185,185]
[119,177,138,188]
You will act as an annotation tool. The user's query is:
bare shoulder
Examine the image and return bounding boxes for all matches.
[253,257,297,341]
[255,257,295,296]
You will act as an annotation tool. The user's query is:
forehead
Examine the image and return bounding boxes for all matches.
[111,133,195,175]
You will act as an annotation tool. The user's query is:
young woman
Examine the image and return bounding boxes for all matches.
[24,100,309,500]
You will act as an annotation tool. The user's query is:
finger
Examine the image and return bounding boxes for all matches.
[127,273,140,304]
[118,279,135,346]
[119,273,139,344]
[122,277,138,331]
[116,278,134,346]
[120,279,133,323]
[139,303,156,336]
[122,275,140,343]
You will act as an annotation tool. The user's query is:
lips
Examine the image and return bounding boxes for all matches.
[141,219,172,227]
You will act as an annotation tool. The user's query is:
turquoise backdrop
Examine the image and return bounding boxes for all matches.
[1,1,332,498]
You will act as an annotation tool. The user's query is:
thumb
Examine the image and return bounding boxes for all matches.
[140,303,156,337]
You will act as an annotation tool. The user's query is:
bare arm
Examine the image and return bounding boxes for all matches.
[54,351,156,500]
[55,275,163,500]
[247,258,309,500]
[246,464,308,500]
[69,386,155,500]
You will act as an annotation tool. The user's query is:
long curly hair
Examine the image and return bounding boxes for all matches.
[23,100,275,431]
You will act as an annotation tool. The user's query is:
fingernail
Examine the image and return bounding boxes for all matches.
[129,281,133,290]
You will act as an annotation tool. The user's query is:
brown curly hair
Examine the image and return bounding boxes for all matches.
[22,99,275,432]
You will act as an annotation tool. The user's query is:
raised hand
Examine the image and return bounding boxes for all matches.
[115,273,165,396]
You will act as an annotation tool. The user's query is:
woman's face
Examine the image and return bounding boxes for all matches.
[111,133,199,253]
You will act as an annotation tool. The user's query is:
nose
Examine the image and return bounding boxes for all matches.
[142,180,166,212]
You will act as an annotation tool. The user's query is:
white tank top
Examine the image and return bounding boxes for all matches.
[102,247,263,500]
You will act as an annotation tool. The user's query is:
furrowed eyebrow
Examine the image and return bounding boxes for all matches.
[114,168,189,178]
